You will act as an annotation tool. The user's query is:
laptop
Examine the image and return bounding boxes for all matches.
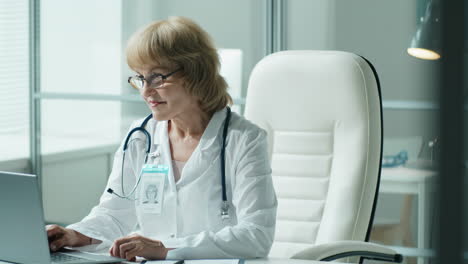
[0,171,124,264]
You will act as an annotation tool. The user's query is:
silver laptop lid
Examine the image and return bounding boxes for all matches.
[0,171,51,264]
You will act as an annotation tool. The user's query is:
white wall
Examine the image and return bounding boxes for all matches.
[285,0,438,141]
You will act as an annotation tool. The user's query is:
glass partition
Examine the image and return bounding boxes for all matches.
[41,100,123,224]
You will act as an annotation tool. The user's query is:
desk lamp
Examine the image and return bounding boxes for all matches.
[407,0,441,60]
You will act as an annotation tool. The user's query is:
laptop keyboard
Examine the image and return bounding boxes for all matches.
[51,253,91,263]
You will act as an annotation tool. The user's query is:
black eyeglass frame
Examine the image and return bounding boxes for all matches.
[127,68,182,90]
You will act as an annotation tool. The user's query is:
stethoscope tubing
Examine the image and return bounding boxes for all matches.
[108,108,231,218]
[220,107,231,202]
[113,114,153,199]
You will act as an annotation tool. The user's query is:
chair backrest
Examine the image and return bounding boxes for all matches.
[244,50,383,258]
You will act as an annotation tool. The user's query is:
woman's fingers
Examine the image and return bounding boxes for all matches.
[109,243,118,258]
[50,237,67,251]
[111,235,167,260]
[46,225,64,239]
[111,235,141,257]
[119,241,136,259]
[46,225,92,249]
[124,247,139,261]
[46,225,67,250]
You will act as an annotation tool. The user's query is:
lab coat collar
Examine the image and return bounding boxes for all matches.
[198,108,228,152]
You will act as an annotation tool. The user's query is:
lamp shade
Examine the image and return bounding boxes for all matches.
[407,0,441,60]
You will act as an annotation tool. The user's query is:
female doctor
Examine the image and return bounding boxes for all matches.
[46,16,277,261]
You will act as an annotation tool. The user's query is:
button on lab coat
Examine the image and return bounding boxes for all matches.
[67,108,278,259]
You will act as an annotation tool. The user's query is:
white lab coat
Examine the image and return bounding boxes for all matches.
[67,108,277,259]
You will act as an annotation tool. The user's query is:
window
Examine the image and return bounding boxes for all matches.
[0,0,30,164]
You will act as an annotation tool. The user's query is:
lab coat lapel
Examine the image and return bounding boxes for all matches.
[199,108,227,152]
[179,108,227,186]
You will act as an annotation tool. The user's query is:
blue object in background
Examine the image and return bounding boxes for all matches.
[382,150,409,168]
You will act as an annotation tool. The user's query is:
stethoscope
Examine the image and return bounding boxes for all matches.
[107,107,232,220]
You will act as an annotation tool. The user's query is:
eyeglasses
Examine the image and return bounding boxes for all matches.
[128,68,181,90]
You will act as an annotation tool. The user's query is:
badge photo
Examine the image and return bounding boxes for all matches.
[138,164,168,214]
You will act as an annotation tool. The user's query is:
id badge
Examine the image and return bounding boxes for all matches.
[138,164,169,214]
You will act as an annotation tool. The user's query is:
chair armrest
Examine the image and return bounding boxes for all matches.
[291,241,403,263]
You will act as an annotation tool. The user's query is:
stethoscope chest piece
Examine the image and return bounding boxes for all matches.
[221,201,230,220]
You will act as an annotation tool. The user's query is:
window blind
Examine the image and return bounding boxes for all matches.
[0,0,29,133]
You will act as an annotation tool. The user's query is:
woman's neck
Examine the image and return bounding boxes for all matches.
[169,109,212,139]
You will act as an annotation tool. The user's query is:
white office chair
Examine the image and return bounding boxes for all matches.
[244,50,402,262]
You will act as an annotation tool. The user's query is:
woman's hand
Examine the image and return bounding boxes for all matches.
[46,225,93,251]
[109,234,169,261]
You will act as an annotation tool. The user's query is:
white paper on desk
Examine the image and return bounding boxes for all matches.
[140,259,241,264]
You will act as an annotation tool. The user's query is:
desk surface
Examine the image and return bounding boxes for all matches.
[246,259,347,264]
[381,167,437,183]
[0,258,347,264]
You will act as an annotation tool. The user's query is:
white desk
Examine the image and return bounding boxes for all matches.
[0,258,348,264]
[126,259,348,264]
[380,167,437,264]
[246,259,347,264]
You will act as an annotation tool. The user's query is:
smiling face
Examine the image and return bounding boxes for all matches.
[126,17,232,115]
[134,65,201,121]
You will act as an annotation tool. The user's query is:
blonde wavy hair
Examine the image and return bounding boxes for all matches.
[126,16,232,114]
